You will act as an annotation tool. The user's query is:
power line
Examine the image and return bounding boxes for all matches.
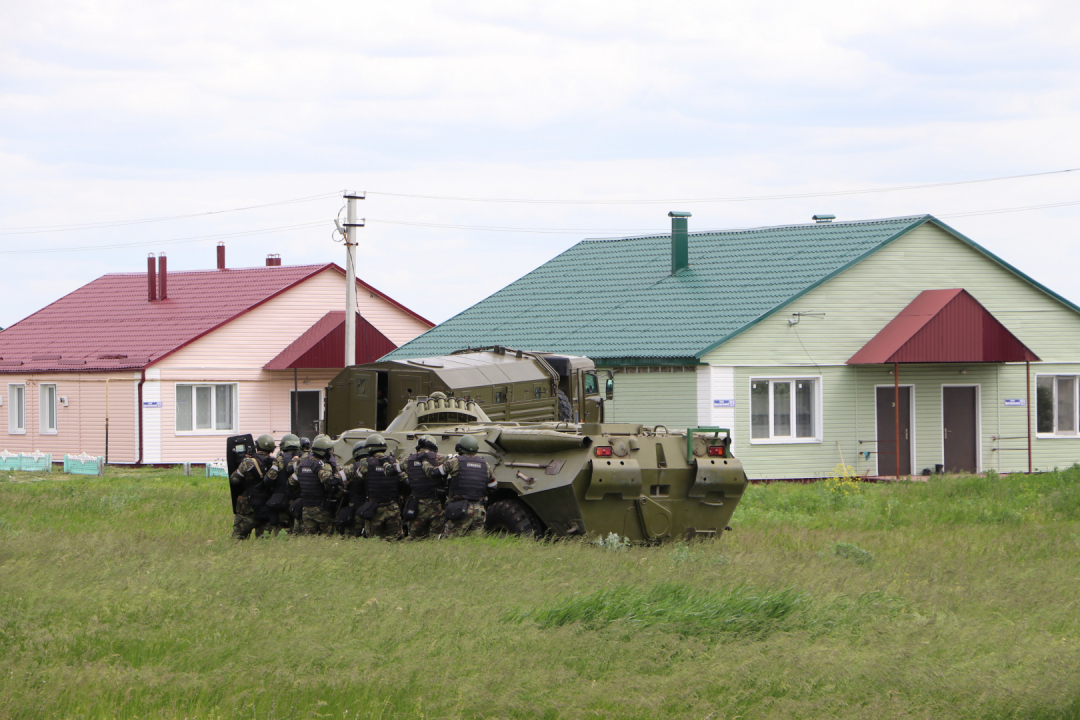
[0,221,327,255]
[4,191,1078,254]
[0,191,341,236]
[366,168,1079,205]
[366,219,663,235]
[939,198,1080,218]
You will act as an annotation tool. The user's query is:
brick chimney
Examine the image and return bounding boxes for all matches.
[217,242,226,270]
[147,254,157,301]
[158,253,168,300]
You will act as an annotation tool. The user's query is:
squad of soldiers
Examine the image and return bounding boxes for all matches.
[229,430,496,540]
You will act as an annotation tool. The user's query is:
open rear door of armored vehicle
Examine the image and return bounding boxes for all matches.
[326,368,381,435]
[226,434,254,513]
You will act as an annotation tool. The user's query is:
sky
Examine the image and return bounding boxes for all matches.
[1,0,1079,330]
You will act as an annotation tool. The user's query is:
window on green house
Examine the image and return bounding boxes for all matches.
[750,377,819,442]
[1037,375,1079,436]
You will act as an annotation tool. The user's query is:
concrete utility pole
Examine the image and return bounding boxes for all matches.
[342,191,365,367]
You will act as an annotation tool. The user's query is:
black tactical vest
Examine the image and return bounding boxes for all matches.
[244,453,274,507]
[365,455,398,503]
[405,451,439,499]
[296,457,326,507]
[451,455,489,501]
[271,451,297,495]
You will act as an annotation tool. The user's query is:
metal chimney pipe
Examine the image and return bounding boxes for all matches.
[158,253,167,300]
[147,254,157,302]
[217,242,225,270]
[668,211,691,274]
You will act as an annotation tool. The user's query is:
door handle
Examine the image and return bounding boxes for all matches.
[904,429,909,440]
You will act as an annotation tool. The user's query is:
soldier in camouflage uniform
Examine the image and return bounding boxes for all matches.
[229,433,277,540]
[264,433,302,534]
[338,441,371,538]
[288,436,340,535]
[356,434,407,540]
[424,435,496,538]
[402,435,446,539]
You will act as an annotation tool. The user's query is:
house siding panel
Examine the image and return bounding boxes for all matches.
[0,373,139,463]
[606,370,698,430]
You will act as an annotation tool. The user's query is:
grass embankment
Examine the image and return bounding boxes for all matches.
[1,466,1079,719]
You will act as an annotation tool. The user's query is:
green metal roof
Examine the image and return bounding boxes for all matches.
[385,215,935,362]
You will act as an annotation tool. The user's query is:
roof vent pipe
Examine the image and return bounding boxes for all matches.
[147,253,157,302]
[813,214,835,223]
[669,211,691,274]
[158,253,167,300]
[217,242,225,270]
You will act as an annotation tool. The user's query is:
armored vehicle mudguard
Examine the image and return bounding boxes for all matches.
[328,398,748,541]
[225,434,255,513]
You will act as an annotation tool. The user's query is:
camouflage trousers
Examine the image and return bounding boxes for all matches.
[407,497,444,539]
[336,505,363,538]
[365,502,404,540]
[267,510,294,536]
[441,501,486,539]
[300,506,335,535]
[232,494,269,540]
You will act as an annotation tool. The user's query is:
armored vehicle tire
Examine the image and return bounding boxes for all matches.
[486,499,545,537]
[556,389,573,422]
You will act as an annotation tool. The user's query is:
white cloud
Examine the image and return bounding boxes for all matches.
[1,0,1080,330]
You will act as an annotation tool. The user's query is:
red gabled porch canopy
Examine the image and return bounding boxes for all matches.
[264,312,398,370]
[847,289,1039,365]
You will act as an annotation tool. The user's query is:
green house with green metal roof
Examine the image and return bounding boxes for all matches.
[386,213,1080,479]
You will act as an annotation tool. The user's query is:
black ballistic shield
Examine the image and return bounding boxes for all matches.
[226,434,255,513]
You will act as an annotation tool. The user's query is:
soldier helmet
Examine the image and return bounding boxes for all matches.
[312,436,335,459]
[428,391,448,400]
[352,440,371,461]
[364,433,387,451]
[455,435,480,454]
[280,433,301,452]
[299,437,312,451]
[256,434,276,453]
[416,434,438,452]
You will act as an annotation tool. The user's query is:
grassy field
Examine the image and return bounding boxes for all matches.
[1,465,1079,719]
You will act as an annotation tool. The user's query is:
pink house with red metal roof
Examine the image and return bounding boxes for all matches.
[0,251,432,464]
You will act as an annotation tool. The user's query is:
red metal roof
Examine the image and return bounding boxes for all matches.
[264,312,397,370]
[847,289,1039,364]
[0,264,430,373]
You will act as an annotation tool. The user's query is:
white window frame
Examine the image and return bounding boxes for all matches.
[1036,374,1080,438]
[8,384,26,435]
[174,383,238,435]
[748,375,823,444]
[39,383,58,435]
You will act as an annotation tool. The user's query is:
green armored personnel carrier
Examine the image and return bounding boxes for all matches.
[330,395,748,541]
[324,347,609,436]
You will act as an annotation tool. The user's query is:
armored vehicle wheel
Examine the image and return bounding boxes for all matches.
[556,389,573,422]
[486,499,545,537]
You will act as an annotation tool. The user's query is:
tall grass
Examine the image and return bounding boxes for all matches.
[0,466,1078,718]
